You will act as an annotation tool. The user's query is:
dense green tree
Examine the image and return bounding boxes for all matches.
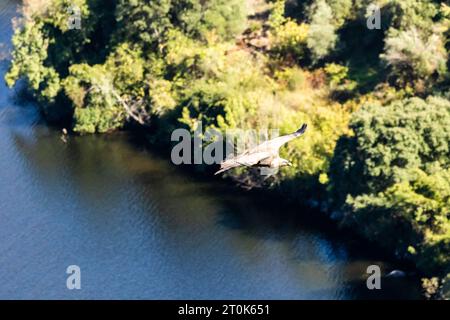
[269,0,309,62]
[383,0,438,33]
[325,0,353,27]
[381,28,447,91]
[115,0,247,50]
[7,0,247,131]
[329,96,450,275]
[306,0,337,62]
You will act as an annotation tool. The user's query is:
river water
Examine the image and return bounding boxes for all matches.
[0,0,421,299]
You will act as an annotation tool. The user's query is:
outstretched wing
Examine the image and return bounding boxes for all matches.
[264,123,307,153]
[214,151,272,175]
[214,123,307,175]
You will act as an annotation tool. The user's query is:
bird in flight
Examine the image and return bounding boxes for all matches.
[215,124,307,175]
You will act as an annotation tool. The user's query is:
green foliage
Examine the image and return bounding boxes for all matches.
[115,0,247,48]
[7,0,247,132]
[63,63,125,133]
[115,0,171,47]
[61,43,147,133]
[5,0,116,121]
[5,22,60,102]
[324,63,348,87]
[346,169,450,271]
[274,67,306,91]
[324,63,356,100]
[381,28,447,91]
[198,0,247,40]
[383,0,438,33]
[276,100,351,191]
[326,0,353,28]
[306,0,337,62]
[175,43,351,195]
[178,48,275,132]
[73,104,124,134]
[270,20,309,61]
[268,0,309,61]
[329,96,450,275]
[105,43,145,95]
[268,0,287,30]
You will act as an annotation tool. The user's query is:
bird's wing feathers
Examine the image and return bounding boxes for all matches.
[265,123,307,152]
[237,151,272,166]
[214,152,272,175]
[214,124,307,175]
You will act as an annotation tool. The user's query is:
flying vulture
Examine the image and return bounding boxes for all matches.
[215,124,307,175]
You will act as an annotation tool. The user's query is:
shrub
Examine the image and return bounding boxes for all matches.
[324,63,356,100]
[63,63,126,133]
[383,0,438,32]
[307,0,337,62]
[381,28,447,91]
[326,0,352,28]
[329,96,450,275]
[116,0,247,47]
[62,43,146,133]
[275,67,306,91]
[270,20,309,62]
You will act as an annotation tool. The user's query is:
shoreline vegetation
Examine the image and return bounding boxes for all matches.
[6,0,450,299]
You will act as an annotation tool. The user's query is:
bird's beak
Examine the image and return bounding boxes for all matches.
[288,161,293,166]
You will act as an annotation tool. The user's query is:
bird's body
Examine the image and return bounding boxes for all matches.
[215,124,307,175]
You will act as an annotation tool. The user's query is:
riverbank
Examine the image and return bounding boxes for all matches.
[0,95,423,299]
